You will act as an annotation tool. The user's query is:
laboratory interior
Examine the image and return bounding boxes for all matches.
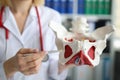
[45,0,120,80]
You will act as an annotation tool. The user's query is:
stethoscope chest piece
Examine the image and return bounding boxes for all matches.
[42,54,49,62]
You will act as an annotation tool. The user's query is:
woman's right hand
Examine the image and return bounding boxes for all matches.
[4,48,46,78]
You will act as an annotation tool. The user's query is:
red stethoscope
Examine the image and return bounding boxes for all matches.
[0,6,49,62]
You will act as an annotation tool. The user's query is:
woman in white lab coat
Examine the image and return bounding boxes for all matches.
[0,0,68,80]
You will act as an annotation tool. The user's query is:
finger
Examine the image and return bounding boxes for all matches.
[23,51,46,62]
[27,58,42,69]
[24,71,38,75]
[18,64,28,72]
[22,53,40,62]
[17,55,35,72]
[17,57,26,66]
[29,65,40,74]
[22,70,32,75]
[18,61,37,74]
[20,54,43,72]
[20,51,45,74]
[23,69,38,76]
[19,48,39,54]
[22,65,40,75]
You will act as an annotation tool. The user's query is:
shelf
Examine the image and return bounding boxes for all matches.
[61,14,111,21]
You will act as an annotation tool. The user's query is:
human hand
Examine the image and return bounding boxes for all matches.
[16,48,46,75]
[4,48,46,78]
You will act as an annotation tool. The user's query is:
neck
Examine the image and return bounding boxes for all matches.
[10,0,33,14]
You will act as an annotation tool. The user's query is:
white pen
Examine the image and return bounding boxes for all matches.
[47,50,62,54]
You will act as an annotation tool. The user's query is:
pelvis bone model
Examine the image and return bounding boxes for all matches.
[49,17,115,67]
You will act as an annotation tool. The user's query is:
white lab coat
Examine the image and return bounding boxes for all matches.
[0,6,68,80]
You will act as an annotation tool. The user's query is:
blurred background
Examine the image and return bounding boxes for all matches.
[44,0,120,80]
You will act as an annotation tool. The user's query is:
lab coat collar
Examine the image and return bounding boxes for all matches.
[3,7,22,41]
[2,6,38,44]
[29,6,38,17]
[29,6,42,17]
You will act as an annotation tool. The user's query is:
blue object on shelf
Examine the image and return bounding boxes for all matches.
[52,0,61,12]
[60,0,67,14]
[78,0,85,14]
[67,0,73,14]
